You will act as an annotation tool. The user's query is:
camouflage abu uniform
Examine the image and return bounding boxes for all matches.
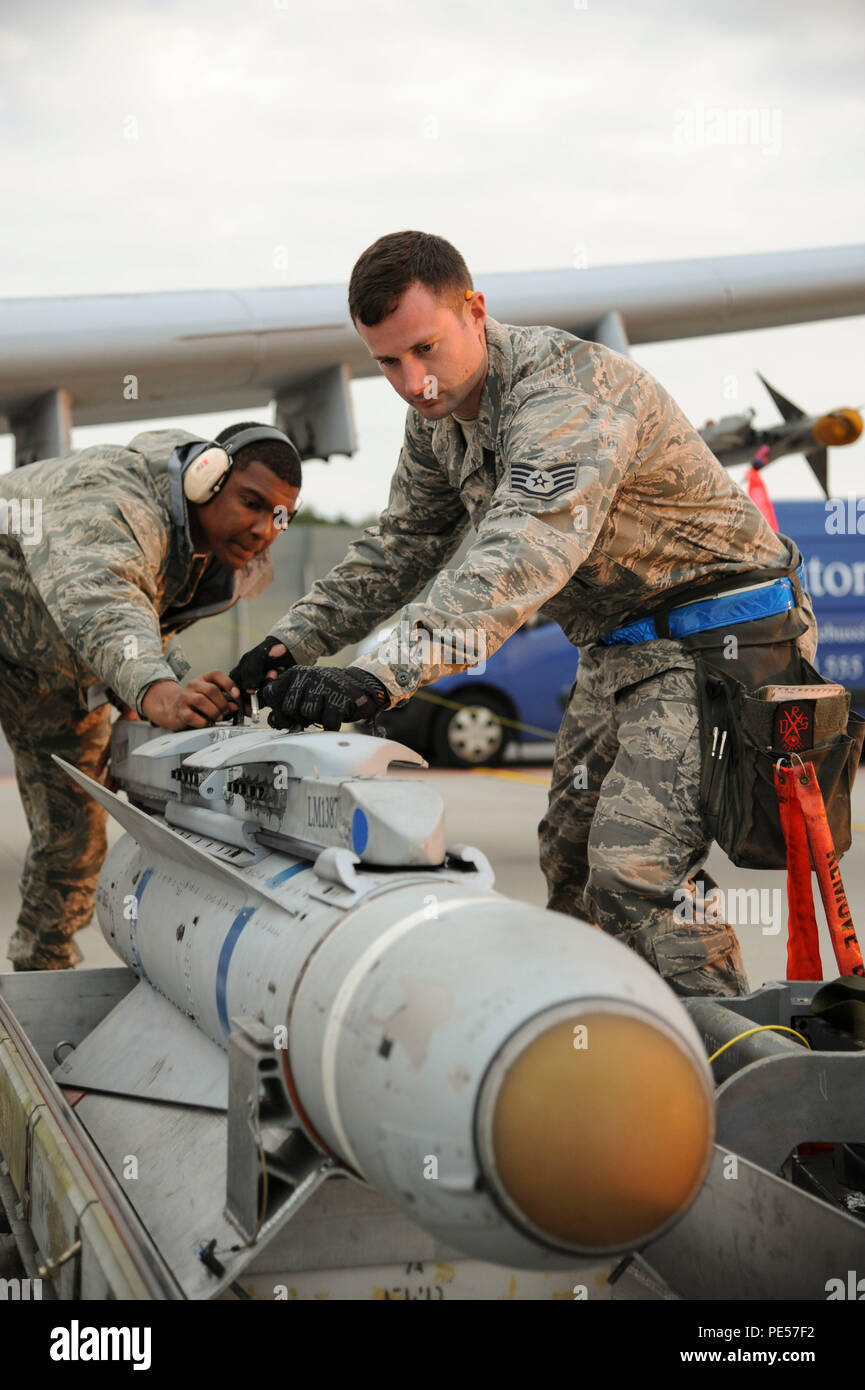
[268,318,817,997]
[0,430,272,969]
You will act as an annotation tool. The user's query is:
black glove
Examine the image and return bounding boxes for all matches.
[230,636,296,694]
[263,666,390,732]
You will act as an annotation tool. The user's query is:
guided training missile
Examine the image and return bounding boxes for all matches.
[699,374,863,496]
[57,721,716,1270]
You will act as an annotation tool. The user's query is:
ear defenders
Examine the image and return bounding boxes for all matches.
[177,426,299,505]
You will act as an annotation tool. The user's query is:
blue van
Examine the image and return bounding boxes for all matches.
[370,500,865,767]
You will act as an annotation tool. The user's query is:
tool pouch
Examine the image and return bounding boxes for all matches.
[694,653,865,869]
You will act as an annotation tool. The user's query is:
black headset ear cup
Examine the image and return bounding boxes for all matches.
[182,445,231,503]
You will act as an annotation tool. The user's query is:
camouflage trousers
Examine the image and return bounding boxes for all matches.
[0,660,110,970]
[538,649,748,998]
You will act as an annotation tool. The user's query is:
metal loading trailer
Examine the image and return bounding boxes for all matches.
[0,968,605,1300]
[3,969,865,1301]
[1,722,864,1300]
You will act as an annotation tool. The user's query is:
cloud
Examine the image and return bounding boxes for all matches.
[0,0,862,516]
[0,0,862,295]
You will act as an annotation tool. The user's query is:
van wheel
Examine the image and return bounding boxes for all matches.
[431,693,514,768]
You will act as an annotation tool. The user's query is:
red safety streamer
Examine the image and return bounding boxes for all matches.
[774,760,864,979]
[746,462,779,530]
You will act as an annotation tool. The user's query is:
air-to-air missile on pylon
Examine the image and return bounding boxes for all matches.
[700,373,863,496]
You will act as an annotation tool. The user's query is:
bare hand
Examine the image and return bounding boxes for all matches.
[141,672,240,730]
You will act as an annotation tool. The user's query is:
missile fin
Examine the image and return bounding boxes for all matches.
[805,445,829,497]
[53,979,228,1108]
[53,756,293,910]
[756,372,806,422]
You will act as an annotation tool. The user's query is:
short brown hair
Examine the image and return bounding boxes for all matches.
[215,421,301,488]
[348,231,473,326]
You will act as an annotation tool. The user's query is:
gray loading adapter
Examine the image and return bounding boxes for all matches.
[111,720,446,867]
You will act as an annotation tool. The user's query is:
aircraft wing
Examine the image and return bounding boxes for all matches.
[1,243,863,465]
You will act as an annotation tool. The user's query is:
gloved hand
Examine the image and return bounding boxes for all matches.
[230,636,296,694]
[263,666,390,731]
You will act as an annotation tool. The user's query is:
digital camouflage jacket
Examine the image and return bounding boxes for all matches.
[0,429,272,714]
[269,318,810,703]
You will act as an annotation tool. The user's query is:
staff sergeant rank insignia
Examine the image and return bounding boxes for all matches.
[510,462,577,500]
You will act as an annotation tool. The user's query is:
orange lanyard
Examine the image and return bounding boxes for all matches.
[774,758,863,981]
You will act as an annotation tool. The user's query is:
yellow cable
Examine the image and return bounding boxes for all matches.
[707,1024,812,1065]
[411,687,560,740]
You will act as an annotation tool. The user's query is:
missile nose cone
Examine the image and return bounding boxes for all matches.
[812,408,863,448]
[477,1006,714,1254]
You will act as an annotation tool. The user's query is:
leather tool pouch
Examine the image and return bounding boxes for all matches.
[694,651,865,869]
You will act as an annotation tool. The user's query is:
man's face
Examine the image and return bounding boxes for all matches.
[356,281,488,420]
[189,460,299,569]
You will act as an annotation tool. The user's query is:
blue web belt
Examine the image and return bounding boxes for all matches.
[599,563,807,646]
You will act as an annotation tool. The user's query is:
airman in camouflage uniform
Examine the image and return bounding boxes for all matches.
[237,234,817,998]
[0,427,295,970]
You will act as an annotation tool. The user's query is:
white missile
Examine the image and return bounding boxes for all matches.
[57,722,716,1269]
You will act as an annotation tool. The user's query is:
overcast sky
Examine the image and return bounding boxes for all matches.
[1,0,863,514]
